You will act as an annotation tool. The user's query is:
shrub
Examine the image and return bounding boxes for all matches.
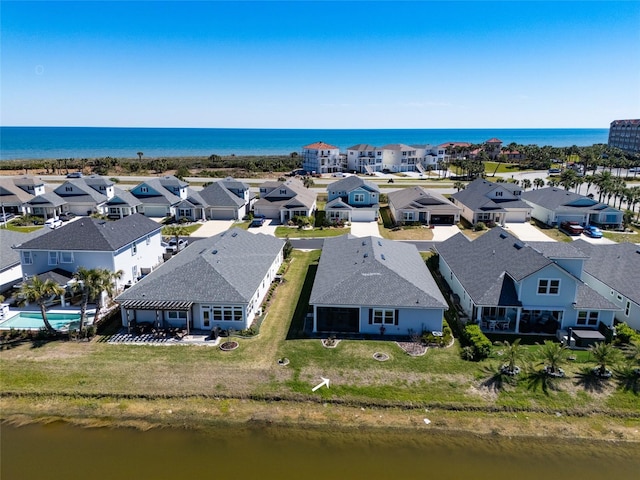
[614,322,640,345]
[474,221,487,231]
[460,324,491,361]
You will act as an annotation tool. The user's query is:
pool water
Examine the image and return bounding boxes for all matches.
[0,311,92,331]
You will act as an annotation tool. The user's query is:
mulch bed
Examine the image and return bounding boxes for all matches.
[396,342,427,357]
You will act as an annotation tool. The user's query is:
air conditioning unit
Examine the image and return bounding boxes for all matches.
[256,308,263,317]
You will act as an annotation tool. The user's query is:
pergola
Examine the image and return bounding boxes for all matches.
[118,299,193,335]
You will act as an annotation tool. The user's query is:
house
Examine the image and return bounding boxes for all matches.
[130,175,188,218]
[301,141,343,174]
[0,176,45,215]
[14,213,164,289]
[571,240,640,330]
[484,138,503,159]
[377,144,420,173]
[175,177,254,221]
[0,228,50,292]
[346,144,446,174]
[115,228,284,332]
[254,178,317,223]
[105,188,143,219]
[325,176,380,222]
[24,192,68,220]
[608,119,640,154]
[346,144,378,174]
[450,178,532,225]
[309,235,447,336]
[522,187,624,230]
[51,175,115,216]
[387,187,461,225]
[436,228,619,336]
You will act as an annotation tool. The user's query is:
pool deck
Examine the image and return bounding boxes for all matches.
[0,306,97,330]
[106,329,221,346]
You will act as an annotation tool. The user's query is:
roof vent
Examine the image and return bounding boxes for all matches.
[362,240,366,246]
[231,232,237,237]
[364,253,368,258]
[377,240,382,246]
[514,241,524,250]
[212,250,218,255]
[381,254,386,260]
[499,233,508,239]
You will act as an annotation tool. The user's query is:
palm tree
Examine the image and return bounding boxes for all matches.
[589,342,621,378]
[93,268,124,325]
[164,224,191,253]
[536,341,569,377]
[137,151,144,161]
[521,178,532,191]
[19,276,66,334]
[533,178,545,190]
[72,267,121,336]
[498,338,524,375]
[453,181,465,192]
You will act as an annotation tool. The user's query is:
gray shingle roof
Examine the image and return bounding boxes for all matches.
[257,178,316,210]
[133,177,183,205]
[309,235,447,308]
[451,179,530,212]
[15,213,161,252]
[0,178,34,204]
[388,187,461,212]
[0,228,50,271]
[527,241,589,259]
[26,192,67,208]
[116,228,284,304]
[347,144,377,151]
[572,240,640,304]
[522,187,615,213]
[197,181,245,208]
[327,175,380,193]
[436,228,553,305]
[106,188,142,207]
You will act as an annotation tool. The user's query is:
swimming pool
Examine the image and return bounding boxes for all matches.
[0,311,94,331]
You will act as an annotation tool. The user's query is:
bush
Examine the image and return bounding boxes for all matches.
[474,221,487,231]
[614,322,640,345]
[460,324,491,361]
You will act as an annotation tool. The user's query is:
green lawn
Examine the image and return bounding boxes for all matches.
[274,226,349,238]
[1,222,43,233]
[161,223,203,236]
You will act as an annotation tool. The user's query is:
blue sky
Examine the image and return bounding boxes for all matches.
[2,1,639,128]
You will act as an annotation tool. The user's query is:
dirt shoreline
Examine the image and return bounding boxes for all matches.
[2,395,639,443]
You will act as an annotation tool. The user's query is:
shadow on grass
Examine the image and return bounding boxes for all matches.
[286,263,318,340]
[480,364,519,393]
[614,366,640,394]
[574,366,609,393]
[523,367,565,395]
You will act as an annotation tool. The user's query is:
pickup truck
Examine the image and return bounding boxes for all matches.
[560,221,584,236]
[166,238,189,253]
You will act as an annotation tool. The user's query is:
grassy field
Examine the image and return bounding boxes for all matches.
[1,250,639,440]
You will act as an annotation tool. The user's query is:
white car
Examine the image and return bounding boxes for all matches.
[44,217,63,229]
[628,167,640,173]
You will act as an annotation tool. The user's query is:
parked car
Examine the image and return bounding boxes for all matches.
[584,225,603,238]
[250,216,265,228]
[628,167,640,173]
[44,217,63,229]
[166,238,189,253]
[560,221,584,236]
[59,212,76,222]
[66,172,83,178]
[548,168,562,174]
[0,213,15,222]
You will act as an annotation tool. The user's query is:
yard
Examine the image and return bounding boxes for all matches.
[1,249,639,441]
[377,206,435,240]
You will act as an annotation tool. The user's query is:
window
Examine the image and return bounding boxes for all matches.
[213,306,243,322]
[537,279,560,295]
[132,242,137,255]
[403,212,413,221]
[146,236,151,246]
[59,252,74,263]
[65,186,73,192]
[280,189,287,195]
[373,309,395,325]
[577,311,599,326]
[203,309,210,328]
[626,301,631,317]
[354,193,365,202]
[22,251,33,265]
[140,187,148,193]
[132,265,138,279]
[167,311,187,322]
[48,251,58,265]
[495,191,503,197]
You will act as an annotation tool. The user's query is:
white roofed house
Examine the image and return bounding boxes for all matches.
[253,178,317,224]
[116,228,284,334]
[129,175,188,218]
[301,141,343,174]
[309,235,448,337]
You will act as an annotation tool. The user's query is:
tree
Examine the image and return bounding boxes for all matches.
[72,267,121,337]
[498,338,524,375]
[19,276,66,334]
[533,178,545,189]
[137,151,144,160]
[453,180,466,192]
[589,342,621,378]
[536,341,569,376]
[521,178,532,191]
[164,224,191,252]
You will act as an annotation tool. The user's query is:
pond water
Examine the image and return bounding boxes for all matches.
[2,422,639,480]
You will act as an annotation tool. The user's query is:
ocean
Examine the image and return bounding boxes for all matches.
[0,127,609,160]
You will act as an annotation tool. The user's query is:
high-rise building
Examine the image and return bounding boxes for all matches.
[608,119,640,153]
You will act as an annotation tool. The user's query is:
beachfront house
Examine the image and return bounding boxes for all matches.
[309,235,447,336]
[522,187,624,230]
[387,187,461,225]
[130,175,188,218]
[301,142,343,174]
[450,178,532,226]
[253,178,317,223]
[325,176,380,222]
[115,228,284,333]
[14,214,164,290]
[436,228,619,340]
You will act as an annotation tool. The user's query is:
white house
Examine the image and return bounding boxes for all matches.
[116,228,285,332]
[301,141,343,174]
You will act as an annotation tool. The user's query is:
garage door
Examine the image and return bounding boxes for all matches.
[504,211,526,222]
[351,209,376,222]
[430,215,455,225]
[209,208,237,220]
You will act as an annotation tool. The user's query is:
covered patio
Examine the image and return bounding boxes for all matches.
[119,299,194,335]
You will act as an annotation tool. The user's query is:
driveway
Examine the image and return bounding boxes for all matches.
[193,220,235,237]
[247,218,278,236]
[349,220,381,238]
[431,225,461,242]
[503,222,556,242]
[573,234,616,245]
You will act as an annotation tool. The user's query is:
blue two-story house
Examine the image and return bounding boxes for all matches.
[436,228,619,340]
[325,176,380,222]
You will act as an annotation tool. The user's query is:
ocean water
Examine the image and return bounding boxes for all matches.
[0,126,609,160]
